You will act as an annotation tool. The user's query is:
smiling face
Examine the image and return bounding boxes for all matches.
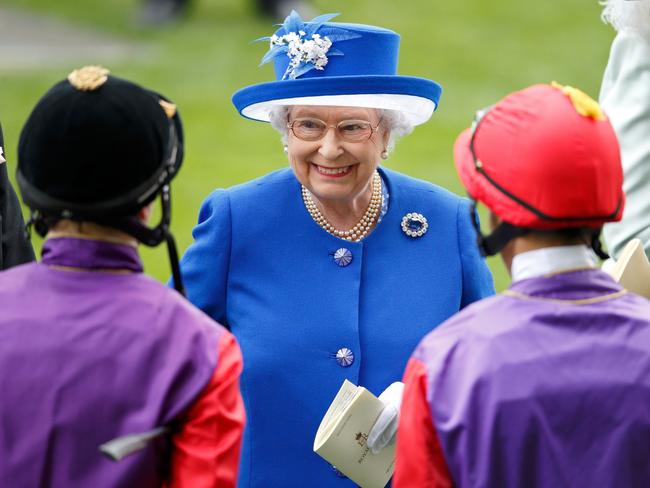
[286,105,389,208]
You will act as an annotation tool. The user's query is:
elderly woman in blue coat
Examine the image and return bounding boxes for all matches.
[178,12,494,487]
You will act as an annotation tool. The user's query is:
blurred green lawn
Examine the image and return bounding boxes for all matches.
[1,0,614,291]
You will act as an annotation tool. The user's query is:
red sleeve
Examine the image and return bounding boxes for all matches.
[393,358,454,488]
[166,332,246,488]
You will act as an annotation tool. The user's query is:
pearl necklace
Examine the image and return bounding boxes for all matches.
[301,171,382,242]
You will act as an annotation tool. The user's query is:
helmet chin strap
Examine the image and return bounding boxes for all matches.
[164,228,185,296]
[589,229,610,261]
[479,223,529,257]
[468,201,610,261]
[468,201,529,257]
[161,182,185,296]
[26,185,186,296]
[103,185,185,296]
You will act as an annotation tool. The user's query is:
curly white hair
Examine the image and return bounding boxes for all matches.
[268,106,414,154]
[601,0,650,36]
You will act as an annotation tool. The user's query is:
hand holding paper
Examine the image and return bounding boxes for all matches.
[367,381,404,454]
[314,380,396,488]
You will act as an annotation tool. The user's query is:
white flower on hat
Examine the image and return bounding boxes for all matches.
[257,10,361,80]
[270,30,333,79]
[0,147,5,164]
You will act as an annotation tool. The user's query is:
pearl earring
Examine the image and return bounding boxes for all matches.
[380,149,389,160]
[283,145,289,154]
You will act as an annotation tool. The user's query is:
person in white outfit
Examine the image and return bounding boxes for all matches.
[600,0,650,259]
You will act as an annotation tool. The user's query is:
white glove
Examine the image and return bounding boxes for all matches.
[367,381,404,454]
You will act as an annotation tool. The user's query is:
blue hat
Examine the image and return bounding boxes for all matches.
[232,12,442,126]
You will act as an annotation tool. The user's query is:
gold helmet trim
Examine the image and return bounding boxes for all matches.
[159,100,177,119]
[68,66,110,92]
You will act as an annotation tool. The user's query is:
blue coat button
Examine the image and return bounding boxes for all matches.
[335,348,354,367]
[333,248,353,267]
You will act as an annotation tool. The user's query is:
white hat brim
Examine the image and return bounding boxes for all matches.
[241,93,436,126]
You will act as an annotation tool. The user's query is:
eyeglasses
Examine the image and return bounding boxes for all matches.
[287,117,382,143]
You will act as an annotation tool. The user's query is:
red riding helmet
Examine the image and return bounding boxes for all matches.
[454,83,624,255]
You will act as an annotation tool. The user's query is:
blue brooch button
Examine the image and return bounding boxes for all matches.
[335,348,354,367]
[333,248,353,267]
[401,212,428,238]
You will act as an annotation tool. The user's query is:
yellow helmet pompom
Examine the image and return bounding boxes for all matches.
[551,81,606,121]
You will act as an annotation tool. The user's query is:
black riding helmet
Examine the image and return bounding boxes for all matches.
[17,66,186,294]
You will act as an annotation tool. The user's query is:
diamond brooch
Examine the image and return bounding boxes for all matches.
[401,212,428,238]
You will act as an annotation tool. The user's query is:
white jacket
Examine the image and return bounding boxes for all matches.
[600,4,650,259]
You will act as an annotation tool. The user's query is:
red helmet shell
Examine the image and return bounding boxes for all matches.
[454,84,624,230]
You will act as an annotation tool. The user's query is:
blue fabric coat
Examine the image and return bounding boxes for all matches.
[179,167,494,487]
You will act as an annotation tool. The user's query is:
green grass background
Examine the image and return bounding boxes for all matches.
[0,0,615,291]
